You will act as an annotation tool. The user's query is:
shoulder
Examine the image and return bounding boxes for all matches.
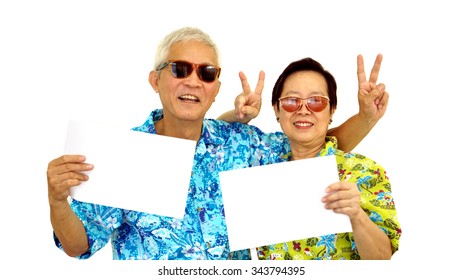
[334,149,389,186]
[131,109,161,133]
[335,149,382,169]
[204,119,285,139]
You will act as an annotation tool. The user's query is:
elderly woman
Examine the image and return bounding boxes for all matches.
[256,57,401,260]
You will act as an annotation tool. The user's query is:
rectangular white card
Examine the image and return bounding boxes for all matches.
[64,119,196,218]
[220,155,352,252]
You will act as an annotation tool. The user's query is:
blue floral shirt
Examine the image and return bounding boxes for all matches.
[54,109,290,260]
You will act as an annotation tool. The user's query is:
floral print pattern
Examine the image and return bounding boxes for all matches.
[54,109,291,260]
[255,137,402,260]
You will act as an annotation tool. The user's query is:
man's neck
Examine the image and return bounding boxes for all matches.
[155,118,202,142]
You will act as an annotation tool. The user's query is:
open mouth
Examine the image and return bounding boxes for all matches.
[294,121,313,128]
[179,94,199,102]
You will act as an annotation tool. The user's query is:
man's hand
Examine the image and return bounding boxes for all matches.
[47,155,93,206]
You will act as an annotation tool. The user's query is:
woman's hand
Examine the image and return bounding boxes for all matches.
[322,181,362,220]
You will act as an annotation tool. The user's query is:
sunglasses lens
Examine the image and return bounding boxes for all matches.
[170,62,192,78]
[169,61,219,82]
[307,96,328,112]
[280,96,329,112]
[280,98,301,112]
[198,65,219,82]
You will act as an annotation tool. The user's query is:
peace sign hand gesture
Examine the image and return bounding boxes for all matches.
[357,54,389,124]
[232,70,265,123]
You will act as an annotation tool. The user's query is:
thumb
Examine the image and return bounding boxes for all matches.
[373,83,386,105]
[235,94,246,118]
[377,83,386,94]
[366,83,385,101]
[242,106,259,120]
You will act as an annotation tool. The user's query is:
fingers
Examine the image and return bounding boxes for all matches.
[234,94,247,119]
[239,70,265,95]
[357,54,383,85]
[324,181,353,194]
[239,71,251,94]
[240,106,259,120]
[235,70,265,120]
[48,155,93,176]
[376,90,389,110]
[357,54,366,85]
[364,82,386,102]
[369,54,383,84]
[322,182,360,215]
[254,70,265,96]
[236,71,252,118]
[47,155,93,203]
[48,171,89,193]
[48,154,86,168]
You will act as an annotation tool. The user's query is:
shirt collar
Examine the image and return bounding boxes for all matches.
[282,136,338,160]
[147,109,224,146]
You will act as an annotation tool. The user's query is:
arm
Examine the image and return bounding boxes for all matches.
[323,181,392,259]
[328,54,389,152]
[47,155,93,257]
[217,71,265,123]
[349,206,393,259]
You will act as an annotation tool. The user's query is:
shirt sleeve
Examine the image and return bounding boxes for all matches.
[54,199,123,259]
[341,154,402,255]
[218,121,289,167]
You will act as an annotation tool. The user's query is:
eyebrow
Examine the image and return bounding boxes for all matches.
[284,90,326,96]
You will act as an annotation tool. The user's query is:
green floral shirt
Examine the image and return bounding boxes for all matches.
[256,137,401,260]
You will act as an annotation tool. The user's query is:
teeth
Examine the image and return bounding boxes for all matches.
[179,94,199,101]
[294,122,313,127]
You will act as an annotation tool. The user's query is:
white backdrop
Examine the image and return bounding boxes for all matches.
[1,0,461,278]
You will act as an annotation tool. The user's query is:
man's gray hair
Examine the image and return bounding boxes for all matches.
[153,27,220,71]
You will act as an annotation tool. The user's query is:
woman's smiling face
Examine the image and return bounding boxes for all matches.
[274,70,334,150]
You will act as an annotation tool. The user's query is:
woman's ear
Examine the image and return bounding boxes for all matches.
[328,107,336,126]
[273,103,280,122]
[330,107,336,120]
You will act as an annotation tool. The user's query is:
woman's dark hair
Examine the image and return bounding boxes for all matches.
[271,57,337,112]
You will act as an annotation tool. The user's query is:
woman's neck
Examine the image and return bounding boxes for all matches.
[289,139,325,161]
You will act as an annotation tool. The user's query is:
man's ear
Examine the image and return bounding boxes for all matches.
[212,80,221,102]
[148,70,159,92]
[216,80,221,95]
